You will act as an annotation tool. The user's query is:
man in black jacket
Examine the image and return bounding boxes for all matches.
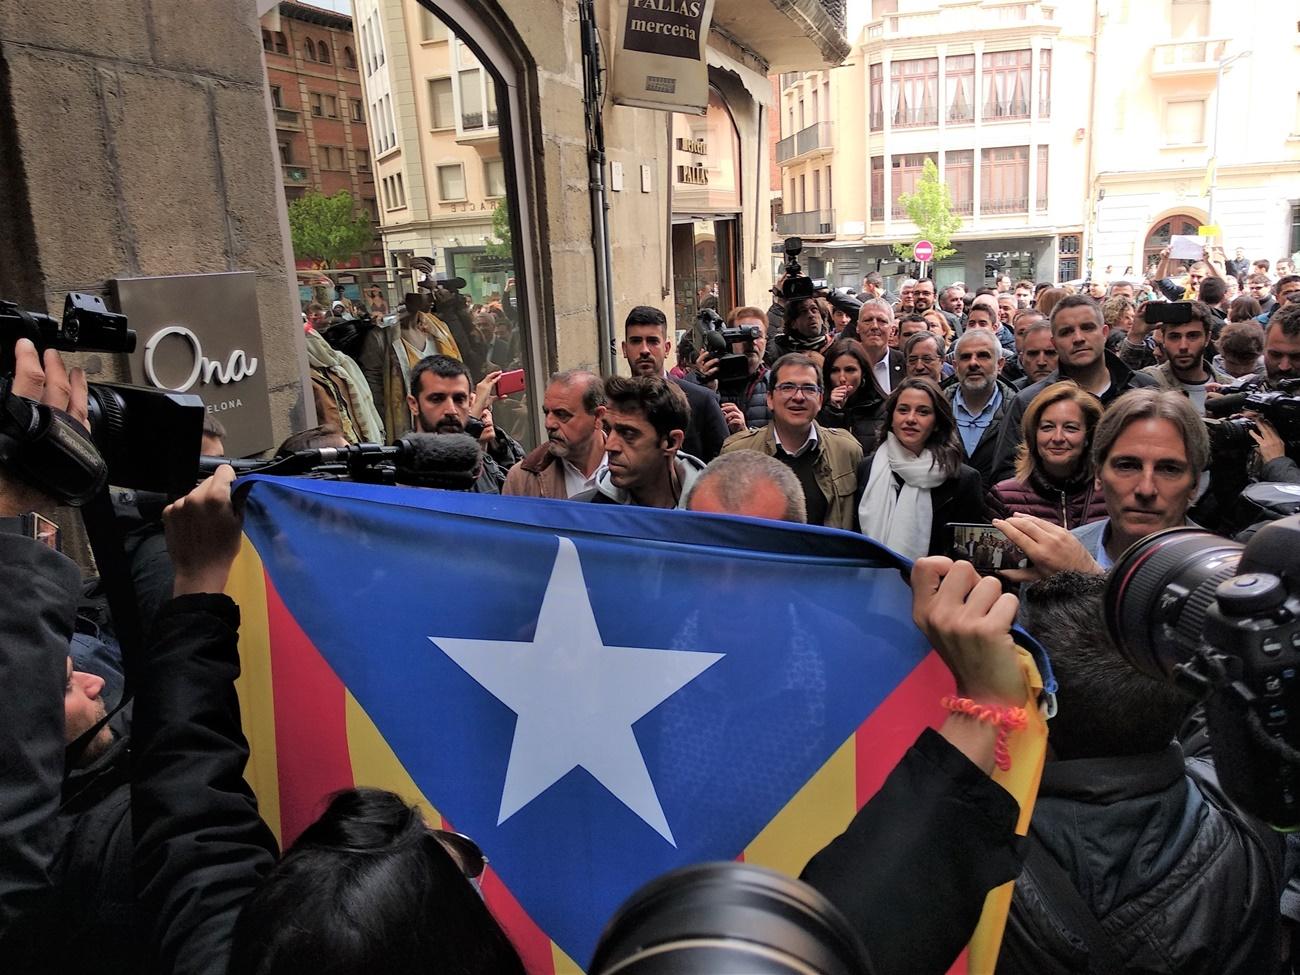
[990,295,1157,483]
[622,306,728,462]
[998,572,1283,974]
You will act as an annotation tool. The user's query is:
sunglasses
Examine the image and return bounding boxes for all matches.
[433,828,487,881]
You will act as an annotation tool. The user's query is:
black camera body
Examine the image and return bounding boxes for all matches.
[1206,380,1300,451]
[702,323,762,386]
[780,237,815,302]
[1,294,203,502]
[1106,520,1300,828]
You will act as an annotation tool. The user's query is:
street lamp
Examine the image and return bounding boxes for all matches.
[1208,49,1252,228]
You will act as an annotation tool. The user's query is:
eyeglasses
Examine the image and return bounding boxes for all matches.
[907,355,941,366]
[774,383,823,397]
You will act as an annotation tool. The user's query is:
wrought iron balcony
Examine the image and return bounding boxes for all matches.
[1151,38,1230,77]
[274,107,301,130]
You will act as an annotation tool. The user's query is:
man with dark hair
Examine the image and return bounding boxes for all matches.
[767,294,835,363]
[1119,301,1232,414]
[1214,321,1264,380]
[1198,274,1228,316]
[684,451,807,523]
[720,353,862,529]
[912,279,937,313]
[504,370,607,499]
[1000,309,1045,385]
[406,354,507,493]
[577,375,703,508]
[201,416,227,457]
[1013,279,1034,308]
[896,313,929,345]
[1246,272,1277,316]
[903,331,945,383]
[990,295,1158,482]
[996,572,1283,974]
[1258,274,1300,325]
[275,424,348,457]
[622,306,728,462]
[1015,322,1058,389]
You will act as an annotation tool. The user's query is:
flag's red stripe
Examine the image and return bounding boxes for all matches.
[265,574,355,847]
[855,650,954,808]
[480,867,557,974]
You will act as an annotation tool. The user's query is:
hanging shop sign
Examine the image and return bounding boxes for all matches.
[111,271,274,457]
[610,0,717,114]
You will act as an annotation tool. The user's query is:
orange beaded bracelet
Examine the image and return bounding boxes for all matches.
[940,696,1028,772]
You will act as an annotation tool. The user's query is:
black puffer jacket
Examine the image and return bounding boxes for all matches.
[998,744,1284,975]
[819,385,887,456]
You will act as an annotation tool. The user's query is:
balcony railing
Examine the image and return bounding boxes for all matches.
[274,107,301,129]
[1151,38,1230,76]
[983,99,1031,121]
[282,165,309,184]
[869,110,883,131]
[777,209,835,236]
[952,199,974,216]
[776,122,833,164]
[947,106,974,125]
[982,197,1028,215]
[893,107,938,128]
[870,203,884,221]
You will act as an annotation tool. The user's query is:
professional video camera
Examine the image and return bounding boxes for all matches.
[1204,379,1300,451]
[779,237,815,302]
[1,293,204,504]
[697,308,762,385]
[1105,518,1300,828]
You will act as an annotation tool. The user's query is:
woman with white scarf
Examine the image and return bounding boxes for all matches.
[856,377,984,560]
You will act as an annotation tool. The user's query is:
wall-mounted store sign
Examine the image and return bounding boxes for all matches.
[609,0,717,114]
[111,271,274,457]
[671,87,740,213]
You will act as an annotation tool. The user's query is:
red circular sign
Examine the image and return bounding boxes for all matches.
[914,240,934,262]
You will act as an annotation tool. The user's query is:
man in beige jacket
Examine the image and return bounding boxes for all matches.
[503,370,607,499]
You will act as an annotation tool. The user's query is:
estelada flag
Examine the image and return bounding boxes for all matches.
[226,476,1051,973]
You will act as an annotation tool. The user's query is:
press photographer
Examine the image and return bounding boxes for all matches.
[689,305,771,433]
[1199,302,1300,530]
[767,238,833,364]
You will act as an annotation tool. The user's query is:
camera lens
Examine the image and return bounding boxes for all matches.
[1104,528,1243,681]
[589,862,871,975]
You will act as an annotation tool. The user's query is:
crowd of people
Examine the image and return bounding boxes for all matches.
[4,243,1300,974]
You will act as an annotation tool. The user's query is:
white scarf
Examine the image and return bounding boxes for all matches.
[858,434,947,561]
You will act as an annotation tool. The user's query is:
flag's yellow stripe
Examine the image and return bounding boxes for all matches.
[343,690,446,827]
[551,942,582,974]
[744,735,858,877]
[229,537,282,849]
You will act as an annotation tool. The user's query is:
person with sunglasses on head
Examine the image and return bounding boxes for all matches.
[722,353,863,530]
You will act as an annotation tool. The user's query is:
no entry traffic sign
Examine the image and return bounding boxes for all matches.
[914,240,934,262]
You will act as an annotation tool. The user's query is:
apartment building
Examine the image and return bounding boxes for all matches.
[261,0,384,293]
[776,0,1300,290]
[1090,1,1300,277]
[777,0,1090,290]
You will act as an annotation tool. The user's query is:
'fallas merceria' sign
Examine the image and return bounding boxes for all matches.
[610,0,717,114]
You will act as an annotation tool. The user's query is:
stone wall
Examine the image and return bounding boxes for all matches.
[0,0,311,441]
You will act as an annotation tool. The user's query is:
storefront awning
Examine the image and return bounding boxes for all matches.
[707,46,774,108]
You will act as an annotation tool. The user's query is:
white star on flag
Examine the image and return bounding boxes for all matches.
[429,536,723,846]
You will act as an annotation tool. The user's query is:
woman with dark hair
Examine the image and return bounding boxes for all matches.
[817,338,886,455]
[986,381,1107,529]
[855,377,984,558]
[1228,296,1263,323]
[229,788,525,975]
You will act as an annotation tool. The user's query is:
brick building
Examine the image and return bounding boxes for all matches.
[261,0,384,291]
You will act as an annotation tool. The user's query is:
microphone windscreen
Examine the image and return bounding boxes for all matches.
[396,432,481,490]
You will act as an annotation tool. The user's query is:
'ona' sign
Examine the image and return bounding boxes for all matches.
[143,325,260,392]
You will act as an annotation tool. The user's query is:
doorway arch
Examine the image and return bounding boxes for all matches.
[1143,212,1203,274]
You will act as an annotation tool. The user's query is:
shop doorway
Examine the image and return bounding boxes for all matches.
[672,218,737,339]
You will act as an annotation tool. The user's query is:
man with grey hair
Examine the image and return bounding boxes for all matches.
[503,369,607,499]
[685,451,807,523]
[854,298,904,394]
[944,329,1016,486]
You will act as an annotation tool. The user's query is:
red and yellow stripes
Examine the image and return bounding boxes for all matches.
[229,536,1045,975]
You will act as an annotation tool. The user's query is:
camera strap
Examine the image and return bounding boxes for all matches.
[1022,832,1126,973]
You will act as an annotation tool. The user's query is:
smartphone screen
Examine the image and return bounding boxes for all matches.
[948,522,1029,574]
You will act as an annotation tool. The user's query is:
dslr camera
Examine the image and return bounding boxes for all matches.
[0,294,204,505]
[1106,518,1300,828]
[1205,379,1300,451]
[698,308,762,386]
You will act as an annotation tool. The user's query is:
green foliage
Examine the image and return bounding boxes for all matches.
[484,198,513,260]
[890,158,961,264]
[287,190,374,268]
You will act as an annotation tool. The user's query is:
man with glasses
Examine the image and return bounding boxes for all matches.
[903,331,946,384]
[1257,274,1300,325]
[721,353,862,529]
